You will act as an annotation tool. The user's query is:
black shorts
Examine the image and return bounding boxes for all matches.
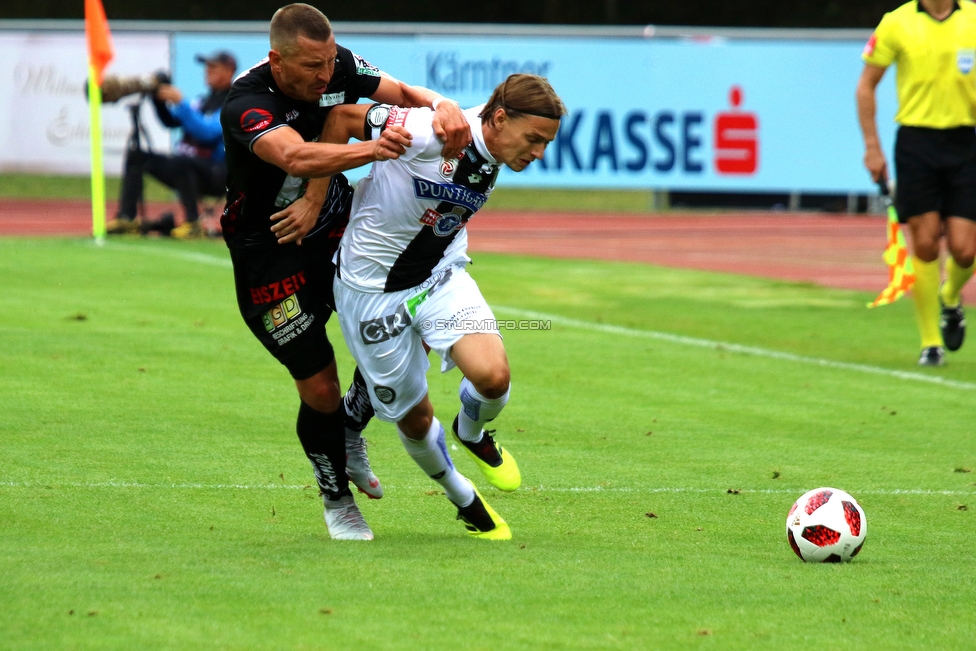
[230,234,340,381]
[894,126,976,223]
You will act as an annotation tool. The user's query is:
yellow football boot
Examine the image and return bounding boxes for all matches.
[452,416,521,491]
[454,481,512,540]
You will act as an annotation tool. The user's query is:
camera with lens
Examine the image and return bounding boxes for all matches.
[91,70,172,103]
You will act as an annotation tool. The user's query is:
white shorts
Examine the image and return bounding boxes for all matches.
[333,264,500,422]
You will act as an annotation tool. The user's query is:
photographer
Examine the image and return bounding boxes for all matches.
[107,51,237,238]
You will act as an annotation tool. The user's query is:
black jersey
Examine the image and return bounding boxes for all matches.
[220,45,382,250]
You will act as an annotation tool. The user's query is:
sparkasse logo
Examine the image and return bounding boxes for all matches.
[536,85,760,178]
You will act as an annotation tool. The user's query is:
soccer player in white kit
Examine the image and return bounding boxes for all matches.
[328,74,565,539]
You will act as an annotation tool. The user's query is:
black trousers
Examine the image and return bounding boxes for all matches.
[118,150,226,223]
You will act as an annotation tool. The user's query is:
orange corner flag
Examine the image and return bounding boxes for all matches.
[86,0,114,241]
[867,180,916,308]
[85,0,114,84]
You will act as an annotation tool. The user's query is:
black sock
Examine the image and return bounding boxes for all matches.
[342,366,375,434]
[296,401,351,501]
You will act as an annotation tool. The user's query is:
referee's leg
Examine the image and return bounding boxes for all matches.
[943,217,976,300]
[939,217,976,352]
[906,212,945,361]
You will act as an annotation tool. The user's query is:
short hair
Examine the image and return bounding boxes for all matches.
[270,3,333,57]
[481,74,567,127]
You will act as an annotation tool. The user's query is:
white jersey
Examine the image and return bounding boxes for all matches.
[336,105,500,293]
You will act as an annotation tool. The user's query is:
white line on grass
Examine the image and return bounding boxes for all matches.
[494,305,976,391]
[94,244,975,391]
[2,481,973,496]
[102,241,233,269]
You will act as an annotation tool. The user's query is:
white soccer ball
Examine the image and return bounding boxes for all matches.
[786,487,867,563]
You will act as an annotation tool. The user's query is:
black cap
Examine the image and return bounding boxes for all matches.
[195,50,237,71]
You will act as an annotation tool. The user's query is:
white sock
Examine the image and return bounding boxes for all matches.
[456,378,510,443]
[398,417,474,507]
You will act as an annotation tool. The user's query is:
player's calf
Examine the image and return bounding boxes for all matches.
[452,377,521,491]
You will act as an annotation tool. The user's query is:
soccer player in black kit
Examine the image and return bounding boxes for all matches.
[220,3,471,540]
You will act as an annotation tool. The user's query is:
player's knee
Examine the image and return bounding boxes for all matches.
[299,382,341,414]
[398,414,433,439]
[474,366,511,400]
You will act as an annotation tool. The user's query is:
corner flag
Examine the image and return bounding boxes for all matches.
[867,179,915,308]
[85,0,114,241]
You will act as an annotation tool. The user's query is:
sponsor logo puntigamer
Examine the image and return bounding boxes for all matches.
[412,179,487,212]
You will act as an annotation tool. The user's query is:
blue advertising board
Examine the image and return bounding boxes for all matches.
[174,32,897,193]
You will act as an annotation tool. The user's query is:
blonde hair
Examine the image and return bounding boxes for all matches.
[270,3,333,57]
[481,74,566,126]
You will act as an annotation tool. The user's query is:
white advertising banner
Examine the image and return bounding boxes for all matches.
[0,32,171,175]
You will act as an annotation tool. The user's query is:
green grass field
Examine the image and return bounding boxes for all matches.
[0,173,175,203]
[2,237,975,650]
[0,173,656,213]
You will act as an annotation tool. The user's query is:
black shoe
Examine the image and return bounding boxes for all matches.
[452,483,511,539]
[452,416,502,467]
[918,346,946,367]
[939,292,966,352]
[343,367,375,432]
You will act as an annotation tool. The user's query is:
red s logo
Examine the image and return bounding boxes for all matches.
[240,108,274,133]
[714,86,758,175]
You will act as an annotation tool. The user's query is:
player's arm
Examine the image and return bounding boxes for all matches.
[856,64,888,183]
[370,75,470,160]
[271,105,409,245]
[253,123,409,179]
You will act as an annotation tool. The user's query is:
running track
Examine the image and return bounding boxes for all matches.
[3,198,973,301]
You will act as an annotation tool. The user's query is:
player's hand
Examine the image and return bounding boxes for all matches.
[374,125,412,161]
[864,146,887,183]
[432,99,471,160]
[155,85,183,104]
[270,193,323,246]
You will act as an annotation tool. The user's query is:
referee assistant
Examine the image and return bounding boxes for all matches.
[857,0,976,366]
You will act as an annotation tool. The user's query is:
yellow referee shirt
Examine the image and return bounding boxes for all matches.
[863,1,976,128]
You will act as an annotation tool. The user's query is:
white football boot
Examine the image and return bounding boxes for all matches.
[345,436,384,499]
[323,494,374,540]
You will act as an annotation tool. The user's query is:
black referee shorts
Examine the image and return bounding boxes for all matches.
[230,234,339,381]
[894,125,976,223]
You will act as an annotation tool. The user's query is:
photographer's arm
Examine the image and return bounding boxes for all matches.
[158,86,222,144]
[152,85,181,128]
[171,105,222,143]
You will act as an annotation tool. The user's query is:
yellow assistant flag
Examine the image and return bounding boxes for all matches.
[867,180,915,308]
[85,0,115,241]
